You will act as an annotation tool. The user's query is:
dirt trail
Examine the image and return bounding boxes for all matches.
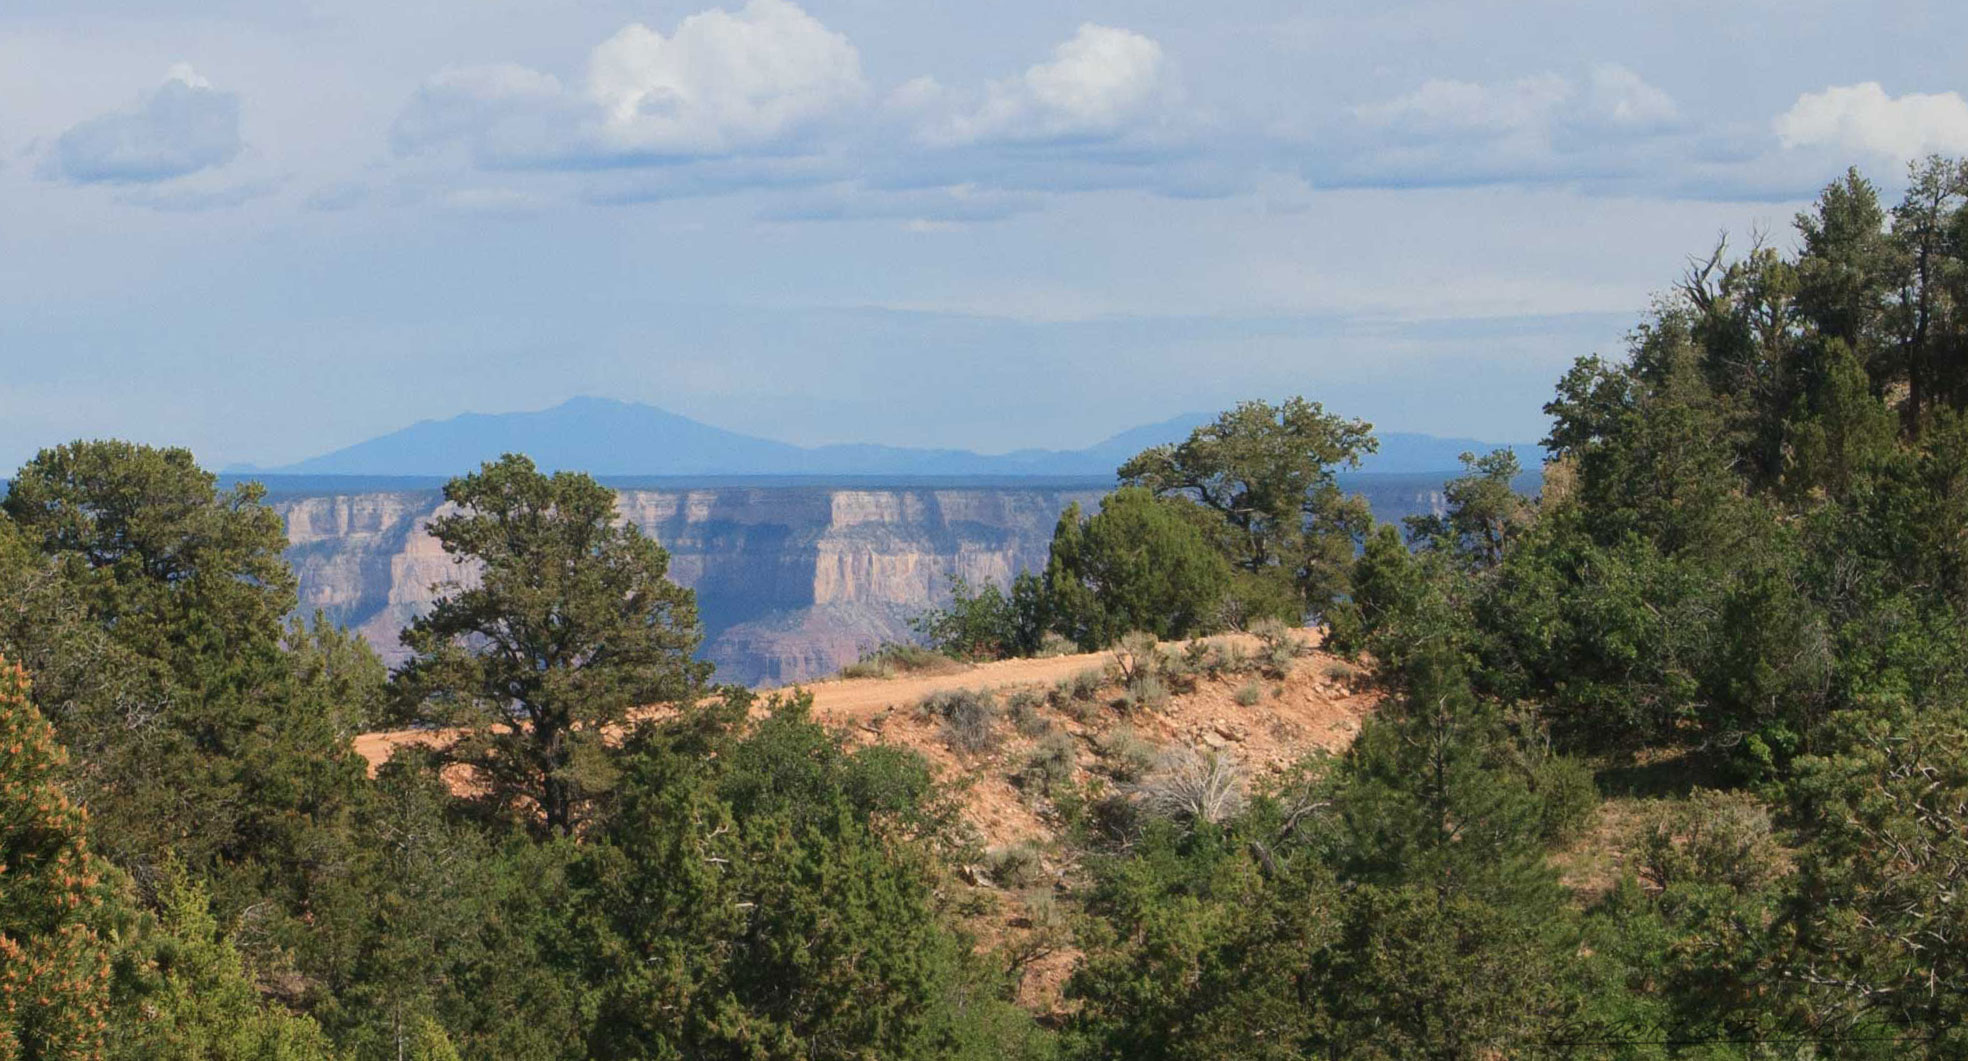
[350,634,1282,772]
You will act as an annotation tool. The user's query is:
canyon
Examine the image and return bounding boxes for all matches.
[266,475,1465,685]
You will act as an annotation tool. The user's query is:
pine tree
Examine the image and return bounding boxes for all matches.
[394,454,712,836]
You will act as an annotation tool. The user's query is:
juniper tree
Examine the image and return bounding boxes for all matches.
[1118,397,1376,620]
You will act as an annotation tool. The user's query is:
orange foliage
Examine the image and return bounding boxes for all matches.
[0,658,111,1061]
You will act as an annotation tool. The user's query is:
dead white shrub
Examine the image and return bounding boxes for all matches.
[1134,745,1246,826]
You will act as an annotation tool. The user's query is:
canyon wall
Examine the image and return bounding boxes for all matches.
[270,477,1459,686]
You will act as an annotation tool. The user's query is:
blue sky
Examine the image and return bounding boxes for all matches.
[3,0,1965,469]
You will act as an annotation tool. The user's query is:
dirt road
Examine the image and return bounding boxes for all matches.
[350,634,1283,772]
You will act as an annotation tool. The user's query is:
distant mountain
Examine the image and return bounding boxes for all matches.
[249,398,1537,478]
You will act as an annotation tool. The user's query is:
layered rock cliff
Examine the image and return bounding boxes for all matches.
[269,477,1464,686]
[274,485,1104,685]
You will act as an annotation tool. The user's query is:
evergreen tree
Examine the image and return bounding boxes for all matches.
[110,863,336,1061]
[1043,487,1234,649]
[0,443,374,929]
[1118,397,1376,620]
[1885,156,1968,431]
[1403,448,1532,569]
[0,658,111,1061]
[1795,167,1892,359]
[394,454,712,836]
[570,692,1045,1060]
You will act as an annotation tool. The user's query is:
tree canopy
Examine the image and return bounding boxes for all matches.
[394,453,713,835]
[1043,486,1233,649]
[1119,397,1376,621]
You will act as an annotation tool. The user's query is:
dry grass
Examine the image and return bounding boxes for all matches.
[838,642,967,680]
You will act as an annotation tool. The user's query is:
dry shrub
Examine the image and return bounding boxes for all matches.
[1003,887,1071,982]
[1213,642,1253,676]
[1120,672,1170,713]
[984,842,1047,889]
[1015,731,1077,796]
[1321,659,1361,685]
[918,688,1000,754]
[1049,667,1109,722]
[1095,725,1159,782]
[1135,746,1246,827]
[1234,680,1263,707]
[1251,618,1304,678]
[840,642,960,679]
[1006,689,1050,736]
[1036,632,1079,658]
[1111,631,1161,684]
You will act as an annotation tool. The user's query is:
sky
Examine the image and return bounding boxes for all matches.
[3,0,1966,470]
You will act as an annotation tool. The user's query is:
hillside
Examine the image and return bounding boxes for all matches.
[354,627,1378,1013]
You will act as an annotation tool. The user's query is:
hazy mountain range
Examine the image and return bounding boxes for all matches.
[241,397,1538,478]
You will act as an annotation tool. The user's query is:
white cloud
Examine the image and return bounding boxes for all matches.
[587,0,865,155]
[43,65,242,184]
[1774,82,1968,161]
[924,24,1171,145]
[1587,64,1678,128]
[393,0,865,166]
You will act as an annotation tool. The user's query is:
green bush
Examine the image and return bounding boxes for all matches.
[1638,788,1784,894]
[910,573,1048,661]
[1045,488,1235,649]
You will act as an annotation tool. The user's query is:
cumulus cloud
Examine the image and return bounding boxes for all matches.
[587,0,865,155]
[44,64,242,184]
[1774,83,1968,161]
[392,64,567,160]
[921,24,1171,145]
[1586,64,1679,129]
[393,0,865,167]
